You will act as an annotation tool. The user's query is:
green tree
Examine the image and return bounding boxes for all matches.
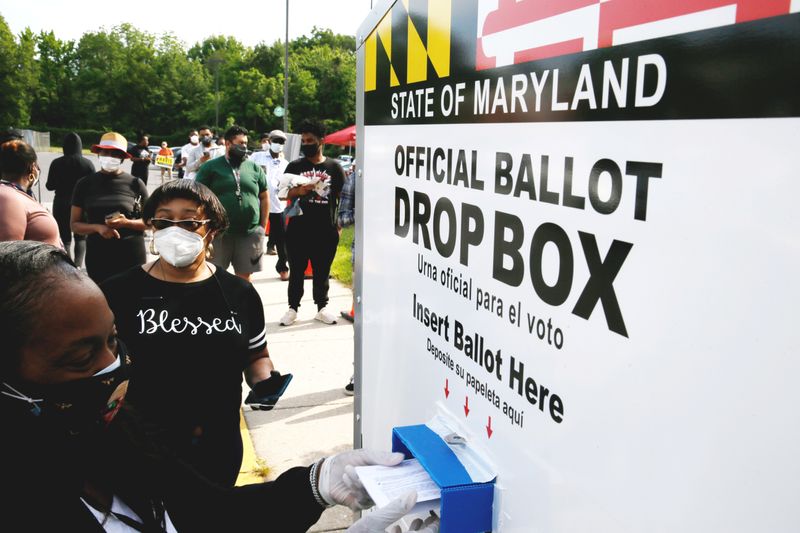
[0,16,37,127]
[291,27,355,54]
[32,31,79,127]
[288,42,355,131]
[224,68,282,134]
[1,20,357,144]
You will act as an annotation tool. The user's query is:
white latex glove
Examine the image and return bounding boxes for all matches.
[319,449,405,510]
[347,491,439,533]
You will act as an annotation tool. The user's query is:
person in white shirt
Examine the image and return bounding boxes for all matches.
[250,130,290,280]
[185,126,222,180]
[177,129,199,179]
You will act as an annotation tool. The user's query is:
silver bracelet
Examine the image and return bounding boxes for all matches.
[309,459,332,508]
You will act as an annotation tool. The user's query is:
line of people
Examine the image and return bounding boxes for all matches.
[0,128,436,531]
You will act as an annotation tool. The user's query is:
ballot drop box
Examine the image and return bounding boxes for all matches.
[391,418,496,533]
[354,1,800,532]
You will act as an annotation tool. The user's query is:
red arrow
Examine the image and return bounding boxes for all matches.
[444,379,450,399]
[464,396,470,417]
[486,416,493,439]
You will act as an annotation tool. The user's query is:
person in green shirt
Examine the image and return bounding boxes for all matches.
[196,125,269,282]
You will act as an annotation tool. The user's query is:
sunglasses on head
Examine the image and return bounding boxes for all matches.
[151,218,210,231]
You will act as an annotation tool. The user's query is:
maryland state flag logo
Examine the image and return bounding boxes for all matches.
[365,0,452,91]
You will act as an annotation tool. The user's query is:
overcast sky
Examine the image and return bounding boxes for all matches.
[2,1,376,48]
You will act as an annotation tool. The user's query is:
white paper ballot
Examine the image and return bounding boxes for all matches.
[355,459,441,508]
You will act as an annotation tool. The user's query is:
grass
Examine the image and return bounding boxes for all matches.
[250,457,271,479]
[330,226,354,287]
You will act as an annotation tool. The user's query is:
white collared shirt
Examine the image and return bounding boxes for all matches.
[250,151,289,213]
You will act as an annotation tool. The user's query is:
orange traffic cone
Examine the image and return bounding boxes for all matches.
[304,260,313,279]
[341,303,354,322]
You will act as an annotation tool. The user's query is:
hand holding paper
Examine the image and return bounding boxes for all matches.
[318,449,405,510]
[277,173,320,199]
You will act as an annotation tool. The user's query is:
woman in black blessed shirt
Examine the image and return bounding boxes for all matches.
[71,132,149,283]
[101,180,284,487]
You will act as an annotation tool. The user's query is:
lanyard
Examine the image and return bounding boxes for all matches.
[227,159,243,204]
[0,179,30,196]
[233,168,242,203]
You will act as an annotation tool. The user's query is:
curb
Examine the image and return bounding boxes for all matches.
[236,409,267,486]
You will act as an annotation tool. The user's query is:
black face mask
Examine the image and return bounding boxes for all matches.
[0,342,131,436]
[228,144,248,168]
[300,143,319,158]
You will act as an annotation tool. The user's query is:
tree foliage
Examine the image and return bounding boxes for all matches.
[0,20,356,144]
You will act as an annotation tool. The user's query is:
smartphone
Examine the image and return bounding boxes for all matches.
[246,372,293,411]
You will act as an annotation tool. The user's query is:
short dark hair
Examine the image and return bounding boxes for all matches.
[297,120,326,140]
[142,179,229,233]
[198,125,213,134]
[224,125,248,142]
[0,141,37,180]
[0,241,83,375]
[0,128,23,145]
[189,129,198,135]
[259,132,271,141]
[137,133,149,142]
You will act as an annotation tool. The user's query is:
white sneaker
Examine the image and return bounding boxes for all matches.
[280,308,297,326]
[315,307,338,324]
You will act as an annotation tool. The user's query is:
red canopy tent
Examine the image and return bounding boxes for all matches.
[323,125,356,148]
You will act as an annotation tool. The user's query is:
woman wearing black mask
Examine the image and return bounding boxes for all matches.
[71,132,149,283]
[0,240,434,532]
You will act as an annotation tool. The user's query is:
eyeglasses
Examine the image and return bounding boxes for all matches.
[151,218,210,231]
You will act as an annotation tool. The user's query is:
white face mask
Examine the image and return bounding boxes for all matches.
[153,226,206,268]
[98,156,122,172]
[190,135,199,144]
[270,142,283,153]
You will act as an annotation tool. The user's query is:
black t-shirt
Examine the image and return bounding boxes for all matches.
[284,157,345,227]
[129,145,151,180]
[101,266,267,433]
[72,171,148,239]
[46,154,96,202]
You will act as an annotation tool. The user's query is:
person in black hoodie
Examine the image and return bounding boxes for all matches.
[0,240,432,533]
[46,132,95,267]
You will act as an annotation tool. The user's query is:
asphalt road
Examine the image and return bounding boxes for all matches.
[34,151,168,206]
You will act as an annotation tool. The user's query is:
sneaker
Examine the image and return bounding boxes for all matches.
[344,376,354,396]
[314,307,338,324]
[280,308,298,326]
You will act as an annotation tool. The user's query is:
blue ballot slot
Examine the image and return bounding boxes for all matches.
[392,424,495,533]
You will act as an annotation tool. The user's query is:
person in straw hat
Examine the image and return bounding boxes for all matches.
[70,132,149,283]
